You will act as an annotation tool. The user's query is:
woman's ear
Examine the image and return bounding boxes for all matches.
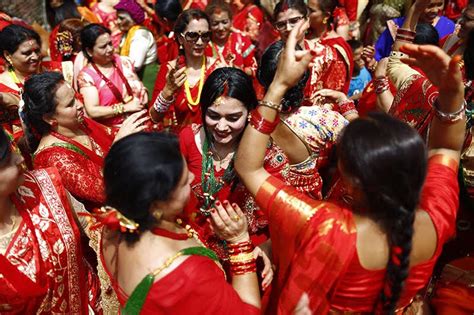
[42,113,57,127]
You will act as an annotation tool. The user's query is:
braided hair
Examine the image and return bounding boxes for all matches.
[338,113,427,313]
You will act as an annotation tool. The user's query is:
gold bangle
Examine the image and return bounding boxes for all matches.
[258,100,282,112]
[229,252,255,263]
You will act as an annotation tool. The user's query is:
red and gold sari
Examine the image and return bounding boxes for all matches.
[258,155,459,314]
[0,168,100,313]
[33,117,114,210]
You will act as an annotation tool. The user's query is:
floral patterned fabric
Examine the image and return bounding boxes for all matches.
[0,168,100,314]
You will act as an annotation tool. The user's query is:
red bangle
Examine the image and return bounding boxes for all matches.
[397,28,416,36]
[249,109,279,134]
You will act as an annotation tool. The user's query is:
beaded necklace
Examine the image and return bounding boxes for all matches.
[200,137,236,215]
[184,56,206,109]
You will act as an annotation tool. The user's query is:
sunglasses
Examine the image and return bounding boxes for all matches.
[181,31,212,43]
[274,16,305,31]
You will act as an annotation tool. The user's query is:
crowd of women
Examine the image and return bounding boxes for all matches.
[0,0,473,313]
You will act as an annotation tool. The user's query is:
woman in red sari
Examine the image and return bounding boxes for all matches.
[205,2,257,78]
[0,25,69,141]
[22,71,148,210]
[95,131,261,313]
[231,0,264,43]
[0,127,101,313]
[305,0,354,94]
[150,9,217,130]
[235,16,465,314]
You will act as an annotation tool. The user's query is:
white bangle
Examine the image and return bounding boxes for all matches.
[433,98,466,123]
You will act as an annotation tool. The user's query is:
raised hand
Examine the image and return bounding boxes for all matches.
[400,44,463,95]
[114,109,149,142]
[272,19,315,92]
[164,65,186,97]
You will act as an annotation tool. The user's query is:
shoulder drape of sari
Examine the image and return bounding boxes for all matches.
[33,117,113,209]
[256,176,357,314]
[0,168,100,314]
[390,74,437,137]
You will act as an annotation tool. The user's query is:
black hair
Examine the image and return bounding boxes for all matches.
[46,0,81,28]
[22,71,65,152]
[413,23,439,46]
[205,0,233,20]
[316,0,337,25]
[338,112,427,314]
[347,39,363,51]
[155,0,183,22]
[465,29,474,80]
[80,23,111,61]
[200,67,257,136]
[174,9,210,47]
[273,0,308,21]
[258,40,309,112]
[104,132,184,245]
[0,127,11,163]
[0,25,41,60]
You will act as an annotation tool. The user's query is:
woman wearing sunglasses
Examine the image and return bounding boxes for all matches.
[150,9,218,131]
[273,0,357,119]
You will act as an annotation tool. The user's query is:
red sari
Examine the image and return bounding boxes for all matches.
[179,124,286,258]
[232,4,264,43]
[257,155,458,314]
[0,83,21,137]
[151,57,217,130]
[321,36,354,94]
[0,168,100,314]
[390,74,437,138]
[33,117,114,210]
[101,248,259,314]
[205,32,258,78]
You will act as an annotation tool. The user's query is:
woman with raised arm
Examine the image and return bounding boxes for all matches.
[235,16,465,314]
[95,132,260,313]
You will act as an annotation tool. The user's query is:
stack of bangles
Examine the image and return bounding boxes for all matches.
[395,28,415,43]
[248,100,282,134]
[433,98,467,123]
[153,92,175,113]
[374,76,390,94]
[227,240,256,276]
[113,104,125,116]
[335,98,357,116]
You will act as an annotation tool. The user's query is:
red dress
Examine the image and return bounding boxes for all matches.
[0,168,101,314]
[232,4,264,42]
[102,251,259,314]
[257,155,459,314]
[205,32,258,78]
[151,57,217,130]
[321,36,354,94]
[33,117,114,210]
[179,124,285,257]
[0,83,21,137]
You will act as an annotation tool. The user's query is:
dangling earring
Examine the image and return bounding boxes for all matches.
[152,210,163,221]
[323,17,329,25]
[179,44,183,50]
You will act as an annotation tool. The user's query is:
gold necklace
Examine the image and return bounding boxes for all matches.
[184,56,206,108]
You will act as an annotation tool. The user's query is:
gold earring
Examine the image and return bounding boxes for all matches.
[5,56,13,66]
[323,17,329,24]
[152,210,163,221]
[179,44,183,50]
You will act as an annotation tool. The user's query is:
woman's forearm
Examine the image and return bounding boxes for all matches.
[235,82,286,196]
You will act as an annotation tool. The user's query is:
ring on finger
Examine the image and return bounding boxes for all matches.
[231,215,240,222]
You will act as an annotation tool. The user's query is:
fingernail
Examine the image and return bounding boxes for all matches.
[211,208,216,213]
[232,203,237,208]
[215,201,221,206]
[262,273,266,278]
[223,200,229,205]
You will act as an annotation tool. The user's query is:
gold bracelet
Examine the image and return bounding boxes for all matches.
[258,100,282,112]
[229,252,255,263]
